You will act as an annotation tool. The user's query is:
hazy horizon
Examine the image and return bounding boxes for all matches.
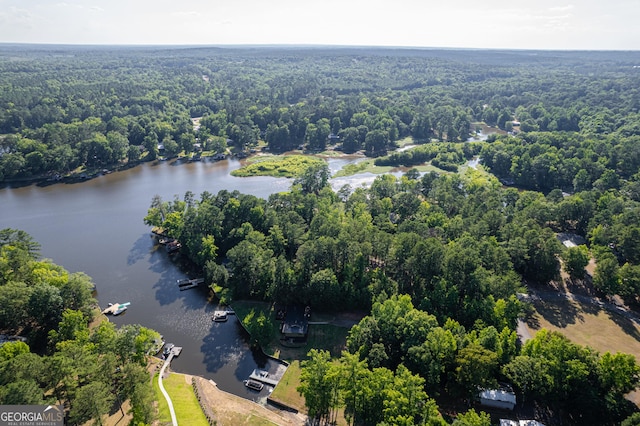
[1,0,639,51]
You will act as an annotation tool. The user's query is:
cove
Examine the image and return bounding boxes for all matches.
[0,156,369,400]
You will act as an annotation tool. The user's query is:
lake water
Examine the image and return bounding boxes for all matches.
[0,156,376,400]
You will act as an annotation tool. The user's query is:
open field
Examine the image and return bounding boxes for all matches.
[523,290,640,404]
[526,296,640,357]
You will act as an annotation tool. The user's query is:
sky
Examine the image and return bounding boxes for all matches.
[0,0,639,50]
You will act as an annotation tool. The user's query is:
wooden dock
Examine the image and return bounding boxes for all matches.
[102,302,130,315]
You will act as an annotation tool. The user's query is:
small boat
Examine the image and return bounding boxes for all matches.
[163,343,175,358]
[113,306,128,315]
[212,311,228,322]
[244,379,264,391]
[166,240,182,253]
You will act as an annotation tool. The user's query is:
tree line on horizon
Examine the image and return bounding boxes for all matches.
[1,47,639,181]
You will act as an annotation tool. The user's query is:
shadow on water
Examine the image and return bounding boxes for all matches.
[199,316,272,399]
[201,319,259,373]
[127,233,153,266]
[149,255,211,310]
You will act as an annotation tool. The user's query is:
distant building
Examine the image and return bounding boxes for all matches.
[478,389,516,411]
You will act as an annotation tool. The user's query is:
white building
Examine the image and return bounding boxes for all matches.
[478,389,516,410]
[500,420,545,426]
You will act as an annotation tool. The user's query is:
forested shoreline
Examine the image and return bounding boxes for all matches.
[0,229,159,424]
[3,45,640,425]
[1,46,639,182]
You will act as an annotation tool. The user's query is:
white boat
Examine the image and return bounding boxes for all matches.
[113,306,128,315]
[244,379,264,391]
[163,343,175,357]
[212,311,228,322]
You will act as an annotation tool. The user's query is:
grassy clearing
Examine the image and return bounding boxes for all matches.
[305,324,349,358]
[527,297,640,359]
[395,136,415,147]
[231,155,325,178]
[333,159,394,177]
[269,360,305,412]
[153,373,209,426]
[525,295,640,405]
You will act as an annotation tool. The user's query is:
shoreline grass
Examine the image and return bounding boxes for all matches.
[231,155,325,178]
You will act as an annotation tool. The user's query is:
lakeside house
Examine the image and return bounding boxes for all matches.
[280,305,310,339]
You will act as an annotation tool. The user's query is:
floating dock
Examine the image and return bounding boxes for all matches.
[248,369,279,387]
[102,302,130,315]
[177,278,204,291]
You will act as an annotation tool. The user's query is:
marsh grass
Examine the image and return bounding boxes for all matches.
[231,155,325,178]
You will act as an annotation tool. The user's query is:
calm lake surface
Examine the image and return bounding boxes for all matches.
[0,156,369,400]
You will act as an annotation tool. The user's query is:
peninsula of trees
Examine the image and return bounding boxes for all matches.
[0,229,160,424]
[3,45,640,425]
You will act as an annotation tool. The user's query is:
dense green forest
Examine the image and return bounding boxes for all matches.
[1,46,639,181]
[144,161,640,424]
[3,45,640,425]
[0,229,160,425]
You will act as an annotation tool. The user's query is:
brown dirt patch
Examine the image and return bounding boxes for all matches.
[190,375,306,426]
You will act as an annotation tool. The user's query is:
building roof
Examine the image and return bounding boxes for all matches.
[479,389,517,404]
[500,420,545,426]
[281,305,309,336]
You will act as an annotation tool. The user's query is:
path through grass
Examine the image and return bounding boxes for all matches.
[153,372,209,426]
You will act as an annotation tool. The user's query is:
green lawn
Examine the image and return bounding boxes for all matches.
[269,360,305,412]
[153,373,209,426]
[232,299,352,423]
